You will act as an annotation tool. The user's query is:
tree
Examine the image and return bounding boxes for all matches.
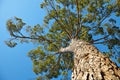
[60,39,120,79]
[6,0,120,80]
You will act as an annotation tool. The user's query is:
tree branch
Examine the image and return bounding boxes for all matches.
[92,5,115,29]
[47,0,72,39]
[74,0,82,39]
[75,0,80,26]
[11,33,60,50]
[90,35,110,43]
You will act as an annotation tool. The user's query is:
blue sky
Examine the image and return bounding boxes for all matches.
[0,0,46,80]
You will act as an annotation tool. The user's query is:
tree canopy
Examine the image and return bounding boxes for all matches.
[6,0,120,79]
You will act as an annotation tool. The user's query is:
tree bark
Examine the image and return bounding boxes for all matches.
[60,39,120,80]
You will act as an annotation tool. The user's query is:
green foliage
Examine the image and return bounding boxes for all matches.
[6,17,26,36]
[6,0,120,79]
[28,46,73,79]
[118,58,120,63]
[5,41,17,48]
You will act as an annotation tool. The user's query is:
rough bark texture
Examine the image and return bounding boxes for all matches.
[60,39,120,80]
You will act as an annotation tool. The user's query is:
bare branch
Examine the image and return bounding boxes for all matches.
[90,35,110,43]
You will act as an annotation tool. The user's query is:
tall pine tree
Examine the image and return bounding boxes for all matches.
[6,0,120,79]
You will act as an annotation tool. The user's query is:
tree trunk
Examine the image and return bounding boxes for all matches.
[60,39,120,80]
